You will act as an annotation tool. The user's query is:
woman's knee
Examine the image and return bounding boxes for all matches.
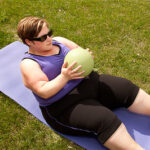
[128,88,150,115]
[96,108,122,144]
[104,123,143,150]
[68,103,122,144]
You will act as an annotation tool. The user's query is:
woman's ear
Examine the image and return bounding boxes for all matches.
[25,39,33,46]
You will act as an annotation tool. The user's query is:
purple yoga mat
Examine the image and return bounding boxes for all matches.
[0,41,150,150]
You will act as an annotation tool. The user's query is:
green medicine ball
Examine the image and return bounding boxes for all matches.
[64,48,94,77]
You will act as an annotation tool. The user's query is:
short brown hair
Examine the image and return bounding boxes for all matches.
[17,16,49,44]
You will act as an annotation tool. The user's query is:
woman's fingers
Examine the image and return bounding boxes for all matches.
[68,61,77,70]
[71,65,82,73]
[62,61,68,68]
[62,61,85,79]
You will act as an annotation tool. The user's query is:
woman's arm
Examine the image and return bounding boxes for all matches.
[52,36,82,50]
[21,59,84,99]
[53,37,94,58]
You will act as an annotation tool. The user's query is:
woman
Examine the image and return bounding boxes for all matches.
[17,16,150,150]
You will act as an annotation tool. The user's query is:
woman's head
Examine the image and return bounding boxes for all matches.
[17,16,49,44]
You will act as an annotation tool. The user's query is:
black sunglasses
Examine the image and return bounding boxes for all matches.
[30,30,53,42]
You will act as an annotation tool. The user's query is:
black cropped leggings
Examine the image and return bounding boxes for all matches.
[40,72,139,144]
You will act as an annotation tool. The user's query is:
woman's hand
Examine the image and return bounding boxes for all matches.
[61,61,85,80]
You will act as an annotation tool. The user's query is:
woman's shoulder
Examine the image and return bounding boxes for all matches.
[21,58,39,69]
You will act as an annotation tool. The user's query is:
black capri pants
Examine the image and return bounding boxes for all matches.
[40,72,139,144]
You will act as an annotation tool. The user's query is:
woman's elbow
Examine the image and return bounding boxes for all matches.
[24,84,50,99]
[35,88,52,99]
[33,89,46,99]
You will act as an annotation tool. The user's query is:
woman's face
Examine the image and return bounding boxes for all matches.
[29,24,53,53]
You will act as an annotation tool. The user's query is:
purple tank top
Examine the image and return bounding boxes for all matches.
[23,40,83,106]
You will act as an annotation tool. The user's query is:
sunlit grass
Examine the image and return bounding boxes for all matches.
[0,0,150,149]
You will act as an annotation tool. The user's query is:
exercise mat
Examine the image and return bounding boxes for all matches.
[0,41,150,150]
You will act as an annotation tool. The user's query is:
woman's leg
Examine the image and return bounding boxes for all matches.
[95,74,144,149]
[97,74,150,115]
[60,99,143,150]
[104,123,143,150]
[128,88,150,116]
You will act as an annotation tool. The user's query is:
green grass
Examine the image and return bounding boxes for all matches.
[0,0,150,149]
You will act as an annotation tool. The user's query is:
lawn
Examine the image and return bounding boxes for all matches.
[0,0,150,149]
